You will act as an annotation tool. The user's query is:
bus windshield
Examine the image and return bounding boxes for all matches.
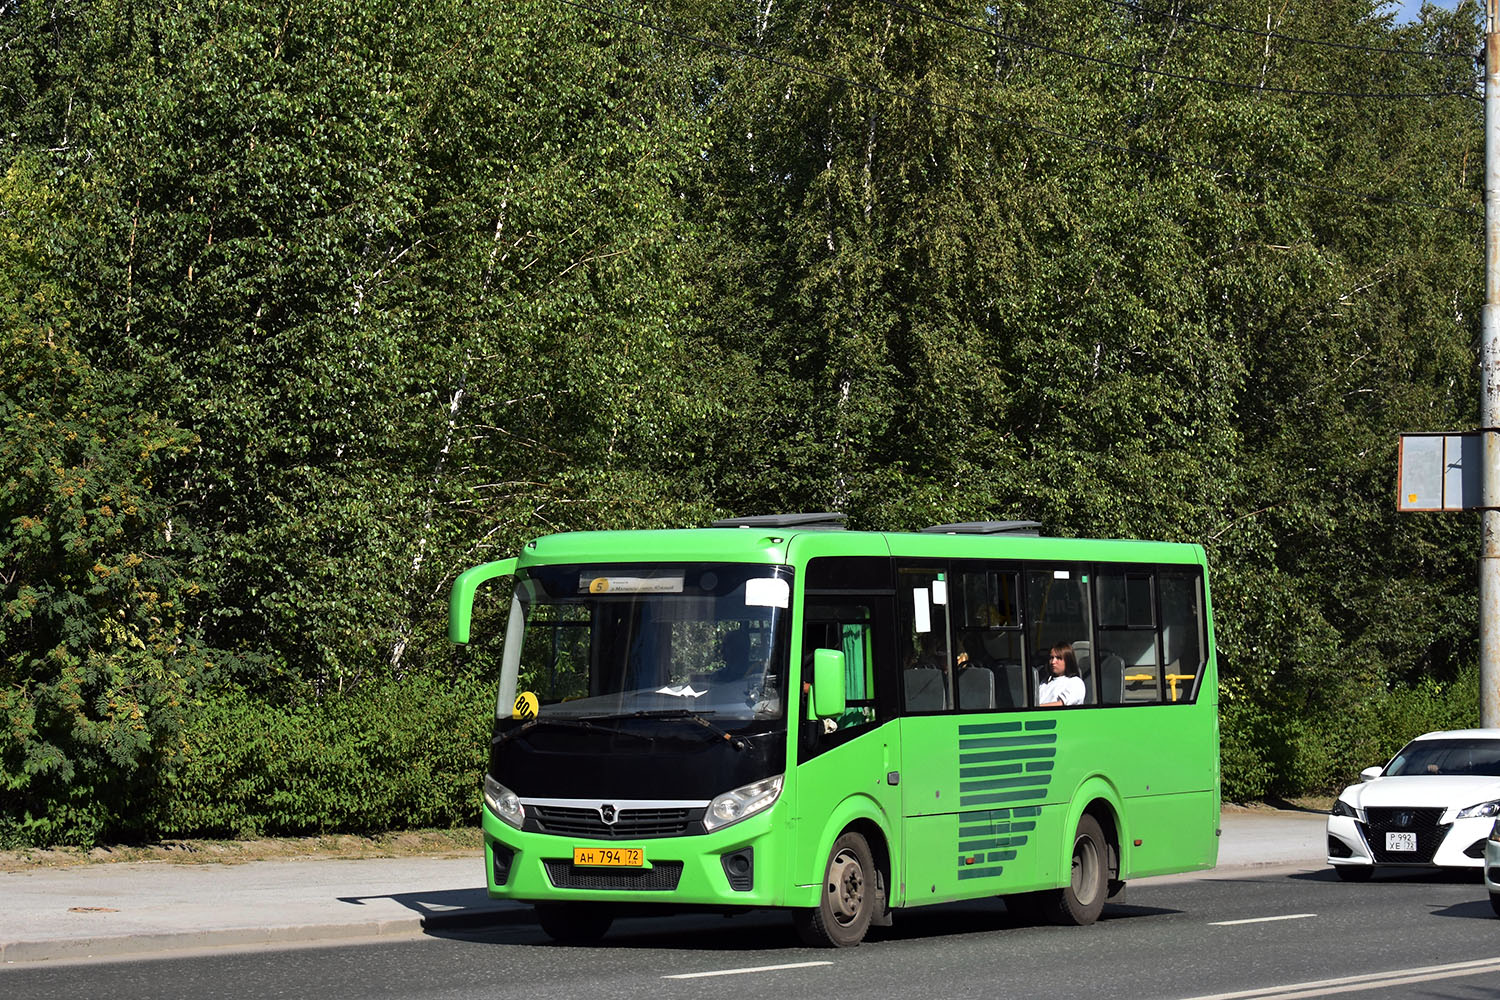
[494,563,793,723]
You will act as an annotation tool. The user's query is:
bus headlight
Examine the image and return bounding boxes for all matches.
[484,775,525,829]
[704,775,783,832]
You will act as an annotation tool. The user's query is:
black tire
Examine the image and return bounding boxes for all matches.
[1039,813,1109,926]
[534,902,613,944]
[1489,891,1500,918]
[1333,865,1374,883]
[794,831,877,947]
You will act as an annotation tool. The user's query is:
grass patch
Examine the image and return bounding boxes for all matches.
[0,826,483,872]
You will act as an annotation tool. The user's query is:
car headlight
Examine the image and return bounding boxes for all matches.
[1456,799,1500,820]
[483,775,525,829]
[1330,799,1362,820]
[704,775,783,832]
[1490,818,1500,842]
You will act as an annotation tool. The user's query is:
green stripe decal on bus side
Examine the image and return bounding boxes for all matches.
[958,735,1059,749]
[959,748,1058,764]
[954,723,1058,880]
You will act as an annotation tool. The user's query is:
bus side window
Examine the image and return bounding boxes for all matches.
[952,566,1024,709]
[1025,567,1095,706]
[896,565,951,712]
[1159,572,1206,704]
[1097,570,1159,705]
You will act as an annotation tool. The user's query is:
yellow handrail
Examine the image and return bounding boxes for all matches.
[1166,673,1195,702]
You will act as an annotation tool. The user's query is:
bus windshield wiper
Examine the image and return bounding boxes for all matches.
[492,716,654,747]
[628,709,750,748]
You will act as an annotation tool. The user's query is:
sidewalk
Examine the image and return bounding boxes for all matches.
[0,808,1328,965]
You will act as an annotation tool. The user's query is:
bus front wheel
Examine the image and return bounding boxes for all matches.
[794,831,877,947]
[1041,814,1108,926]
[535,902,613,944]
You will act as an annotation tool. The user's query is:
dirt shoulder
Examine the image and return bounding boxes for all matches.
[0,827,483,872]
[1221,795,1333,815]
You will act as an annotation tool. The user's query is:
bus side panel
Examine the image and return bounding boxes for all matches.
[1120,791,1218,877]
[900,704,1218,903]
[899,715,1063,905]
[1098,703,1220,879]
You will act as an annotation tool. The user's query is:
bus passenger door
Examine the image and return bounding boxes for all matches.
[791,557,901,911]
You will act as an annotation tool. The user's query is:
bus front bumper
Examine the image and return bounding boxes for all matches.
[482,804,791,908]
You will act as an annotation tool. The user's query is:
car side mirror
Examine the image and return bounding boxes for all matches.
[1360,766,1382,782]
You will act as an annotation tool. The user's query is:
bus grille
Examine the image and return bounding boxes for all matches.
[543,860,684,891]
[530,805,697,839]
[1364,807,1446,864]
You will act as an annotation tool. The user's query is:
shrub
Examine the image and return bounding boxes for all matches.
[158,673,494,841]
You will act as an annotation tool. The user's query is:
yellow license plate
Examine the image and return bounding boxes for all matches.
[573,846,644,867]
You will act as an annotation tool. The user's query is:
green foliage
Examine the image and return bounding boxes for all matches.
[1,156,216,847]
[160,673,492,840]
[1,0,1491,843]
[1221,668,1481,802]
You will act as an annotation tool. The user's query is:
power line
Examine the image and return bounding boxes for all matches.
[550,0,1479,218]
[1101,0,1475,61]
[877,0,1472,101]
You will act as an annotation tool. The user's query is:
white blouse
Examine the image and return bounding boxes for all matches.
[1038,674,1085,706]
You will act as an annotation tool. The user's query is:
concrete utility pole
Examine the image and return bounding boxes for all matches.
[1483,1,1500,729]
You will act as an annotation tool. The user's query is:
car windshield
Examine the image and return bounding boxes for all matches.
[493,562,792,723]
[1384,738,1500,777]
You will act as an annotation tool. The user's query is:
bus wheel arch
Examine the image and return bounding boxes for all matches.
[845,816,893,926]
[794,818,892,947]
[1042,790,1125,926]
[1043,812,1108,925]
[1085,801,1125,900]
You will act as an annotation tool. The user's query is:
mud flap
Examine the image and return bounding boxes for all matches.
[870,869,893,927]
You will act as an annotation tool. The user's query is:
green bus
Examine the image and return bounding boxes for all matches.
[450,513,1219,946]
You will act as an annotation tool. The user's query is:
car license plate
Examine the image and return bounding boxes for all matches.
[1386,831,1417,852]
[573,846,644,868]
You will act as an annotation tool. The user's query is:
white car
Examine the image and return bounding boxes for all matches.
[1486,819,1500,915]
[1326,728,1500,882]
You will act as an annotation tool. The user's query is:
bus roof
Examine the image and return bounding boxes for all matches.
[518,525,1207,568]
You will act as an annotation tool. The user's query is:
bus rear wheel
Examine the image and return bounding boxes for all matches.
[534,902,613,944]
[1040,814,1108,926]
[794,831,876,947]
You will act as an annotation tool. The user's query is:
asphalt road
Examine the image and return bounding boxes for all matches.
[8,864,1499,1000]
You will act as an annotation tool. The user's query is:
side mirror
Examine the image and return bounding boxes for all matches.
[449,558,518,643]
[1360,766,1382,782]
[811,648,847,719]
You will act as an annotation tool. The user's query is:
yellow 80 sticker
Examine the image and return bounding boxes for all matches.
[513,692,539,720]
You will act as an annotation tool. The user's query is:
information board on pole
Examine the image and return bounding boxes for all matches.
[1397,432,1482,511]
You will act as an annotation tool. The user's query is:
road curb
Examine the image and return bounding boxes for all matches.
[0,907,530,966]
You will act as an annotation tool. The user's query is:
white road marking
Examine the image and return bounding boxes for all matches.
[1208,912,1318,926]
[1178,956,1500,999]
[664,960,834,980]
